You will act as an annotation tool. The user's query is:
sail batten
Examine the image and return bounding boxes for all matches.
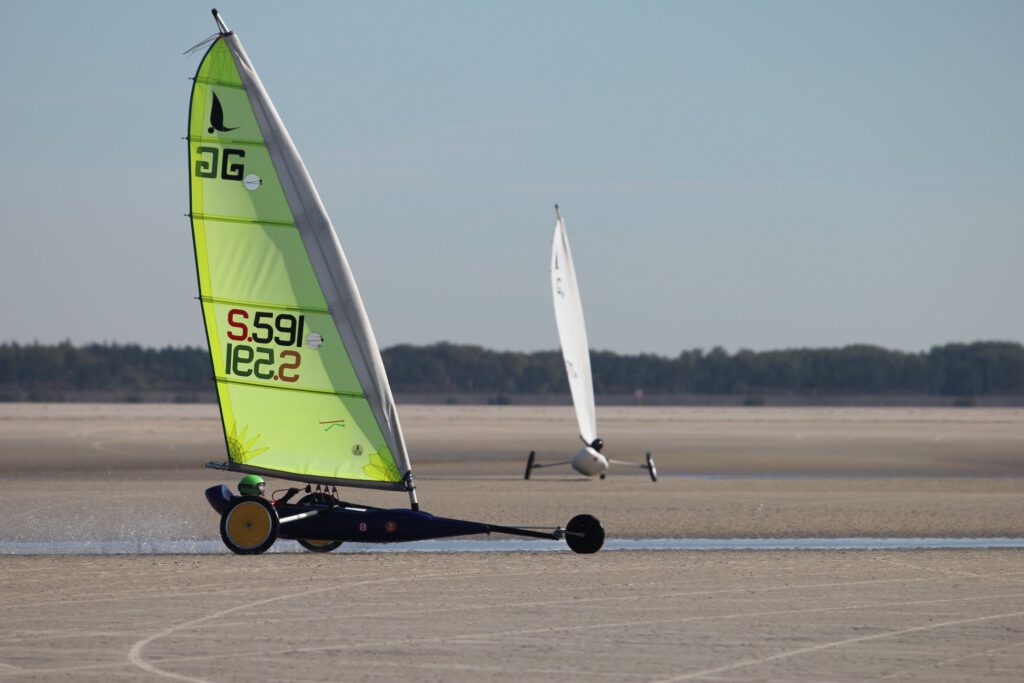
[188,136,266,147]
[191,213,294,227]
[188,27,411,490]
[199,295,329,314]
[194,77,245,89]
[215,376,366,398]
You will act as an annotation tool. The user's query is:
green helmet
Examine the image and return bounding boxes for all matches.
[238,474,265,496]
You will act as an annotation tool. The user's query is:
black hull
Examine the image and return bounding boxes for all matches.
[205,484,547,544]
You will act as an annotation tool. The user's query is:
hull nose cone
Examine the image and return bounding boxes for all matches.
[571,446,608,477]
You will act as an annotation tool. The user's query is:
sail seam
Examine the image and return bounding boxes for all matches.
[198,295,329,314]
[190,212,295,227]
[215,376,365,398]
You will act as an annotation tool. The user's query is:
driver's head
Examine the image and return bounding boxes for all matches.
[590,438,604,453]
[238,474,266,497]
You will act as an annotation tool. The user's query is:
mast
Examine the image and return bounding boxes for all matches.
[211,8,230,34]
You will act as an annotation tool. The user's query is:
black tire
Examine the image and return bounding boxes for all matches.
[297,538,342,553]
[295,493,342,553]
[646,452,658,482]
[220,495,279,555]
[565,513,604,554]
[524,451,536,480]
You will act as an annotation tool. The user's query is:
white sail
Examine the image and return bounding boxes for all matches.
[550,207,598,445]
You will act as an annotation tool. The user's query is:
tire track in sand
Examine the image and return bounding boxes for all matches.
[652,609,1024,682]
[126,570,481,682]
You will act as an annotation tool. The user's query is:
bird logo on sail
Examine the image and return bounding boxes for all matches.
[207,92,238,134]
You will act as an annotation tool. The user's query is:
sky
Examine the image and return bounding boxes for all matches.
[1,1,1021,356]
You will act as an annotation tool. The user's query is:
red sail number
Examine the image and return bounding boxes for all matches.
[226,308,249,341]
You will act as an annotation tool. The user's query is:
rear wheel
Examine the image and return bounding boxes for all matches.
[296,493,342,553]
[220,496,279,555]
[565,514,604,554]
[524,451,536,480]
[646,452,658,482]
[297,538,342,553]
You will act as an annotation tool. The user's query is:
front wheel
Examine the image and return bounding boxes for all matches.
[565,514,604,554]
[220,495,279,555]
[646,452,658,482]
[296,493,342,553]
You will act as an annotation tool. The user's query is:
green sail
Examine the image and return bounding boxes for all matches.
[188,33,410,491]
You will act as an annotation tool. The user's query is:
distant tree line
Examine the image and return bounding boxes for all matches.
[0,342,211,402]
[0,340,1022,402]
[384,341,1024,397]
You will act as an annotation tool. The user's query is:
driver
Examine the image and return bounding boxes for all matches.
[238,474,266,497]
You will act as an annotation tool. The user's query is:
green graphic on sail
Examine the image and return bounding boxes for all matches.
[188,33,410,490]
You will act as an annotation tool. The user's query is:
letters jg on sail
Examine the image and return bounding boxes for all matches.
[551,210,598,445]
[187,30,410,490]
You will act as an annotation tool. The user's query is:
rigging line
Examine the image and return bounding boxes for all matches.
[214,376,366,399]
[183,33,219,56]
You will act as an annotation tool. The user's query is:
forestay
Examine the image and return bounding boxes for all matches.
[550,208,598,445]
[187,18,411,490]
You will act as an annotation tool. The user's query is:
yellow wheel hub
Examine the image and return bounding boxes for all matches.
[225,501,273,549]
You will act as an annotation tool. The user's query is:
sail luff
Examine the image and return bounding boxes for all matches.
[186,41,233,473]
[217,31,412,481]
[551,211,598,445]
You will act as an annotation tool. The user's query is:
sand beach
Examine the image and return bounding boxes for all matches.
[1,404,1022,680]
